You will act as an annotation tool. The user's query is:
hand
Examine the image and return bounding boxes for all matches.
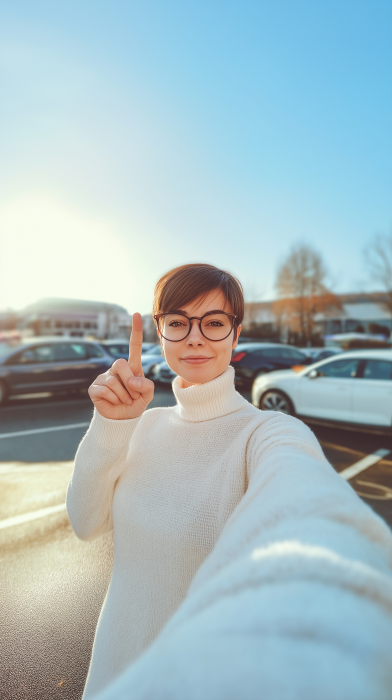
[89,313,155,420]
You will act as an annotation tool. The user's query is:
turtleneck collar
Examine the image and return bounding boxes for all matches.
[172,366,248,422]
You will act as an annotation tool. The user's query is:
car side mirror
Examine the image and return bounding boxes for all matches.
[308,369,319,379]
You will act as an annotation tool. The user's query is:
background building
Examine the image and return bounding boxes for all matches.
[243,292,392,344]
[17,298,132,339]
[141,314,158,343]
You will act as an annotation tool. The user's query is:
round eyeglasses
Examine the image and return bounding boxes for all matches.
[154,311,237,342]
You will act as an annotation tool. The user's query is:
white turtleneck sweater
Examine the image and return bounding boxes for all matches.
[66,367,392,700]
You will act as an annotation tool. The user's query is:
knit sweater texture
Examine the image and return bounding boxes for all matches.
[67,366,392,700]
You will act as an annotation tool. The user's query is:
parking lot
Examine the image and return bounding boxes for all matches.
[1,387,391,700]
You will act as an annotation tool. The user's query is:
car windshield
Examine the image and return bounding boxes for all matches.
[0,341,23,358]
[143,345,161,356]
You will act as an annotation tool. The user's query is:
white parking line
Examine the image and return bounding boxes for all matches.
[354,480,392,500]
[0,423,89,439]
[339,449,390,481]
[0,503,67,530]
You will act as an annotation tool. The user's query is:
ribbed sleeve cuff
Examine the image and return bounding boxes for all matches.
[88,408,142,449]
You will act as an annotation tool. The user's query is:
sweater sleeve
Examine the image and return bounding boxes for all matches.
[66,409,141,541]
[188,410,392,593]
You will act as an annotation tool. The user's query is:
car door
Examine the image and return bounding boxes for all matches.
[296,357,361,421]
[52,342,111,389]
[351,359,392,426]
[5,343,58,394]
[51,342,95,389]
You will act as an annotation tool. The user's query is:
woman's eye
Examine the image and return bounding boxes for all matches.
[169,321,186,328]
[205,320,223,327]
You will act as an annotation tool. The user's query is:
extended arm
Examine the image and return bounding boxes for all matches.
[93,413,392,700]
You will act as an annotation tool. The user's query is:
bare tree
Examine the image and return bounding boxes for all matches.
[275,244,340,345]
[365,233,392,316]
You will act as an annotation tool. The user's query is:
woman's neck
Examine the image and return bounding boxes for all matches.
[172,366,247,422]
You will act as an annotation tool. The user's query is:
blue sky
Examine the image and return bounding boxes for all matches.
[0,0,391,313]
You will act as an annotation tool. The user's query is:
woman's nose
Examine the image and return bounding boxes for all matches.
[186,320,205,345]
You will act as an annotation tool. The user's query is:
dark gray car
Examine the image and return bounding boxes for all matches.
[0,337,112,405]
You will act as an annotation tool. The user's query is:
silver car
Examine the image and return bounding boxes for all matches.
[153,361,177,384]
[141,345,166,378]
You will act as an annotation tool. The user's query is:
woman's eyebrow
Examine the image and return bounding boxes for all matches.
[166,309,189,316]
[167,309,228,316]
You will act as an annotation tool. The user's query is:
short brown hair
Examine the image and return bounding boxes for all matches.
[153,263,244,331]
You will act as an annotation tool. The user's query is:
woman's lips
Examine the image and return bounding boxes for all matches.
[181,356,213,364]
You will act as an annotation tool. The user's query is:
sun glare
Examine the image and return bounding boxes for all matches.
[0,193,144,312]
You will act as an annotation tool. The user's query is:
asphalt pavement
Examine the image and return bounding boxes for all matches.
[1,387,391,700]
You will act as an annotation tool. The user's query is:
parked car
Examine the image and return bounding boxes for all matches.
[0,337,112,405]
[231,343,311,387]
[252,349,392,434]
[153,361,177,384]
[99,339,158,359]
[299,347,342,363]
[141,345,166,378]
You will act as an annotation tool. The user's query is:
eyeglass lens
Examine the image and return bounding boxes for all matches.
[160,313,233,341]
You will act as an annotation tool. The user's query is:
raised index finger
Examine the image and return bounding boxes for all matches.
[128,312,143,374]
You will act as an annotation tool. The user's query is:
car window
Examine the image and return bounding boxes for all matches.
[11,345,56,364]
[86,344,105,358]
[105,344,129,357]
[279,347,307,361]
[250,346,282,358]
[316,350,334,361]
[318,358,360,378]
[53,343,87,361]
[253,346,305,360]
[362,360,392,380]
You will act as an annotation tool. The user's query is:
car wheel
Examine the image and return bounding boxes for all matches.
[260,390,293,415]
[0,380,9,406]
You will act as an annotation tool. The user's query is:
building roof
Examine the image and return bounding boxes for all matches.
[21,297,130,316]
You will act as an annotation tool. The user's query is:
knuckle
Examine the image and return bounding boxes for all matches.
[113,358,127,372]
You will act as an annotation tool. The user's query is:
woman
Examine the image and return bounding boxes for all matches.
[67,264,392,700]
